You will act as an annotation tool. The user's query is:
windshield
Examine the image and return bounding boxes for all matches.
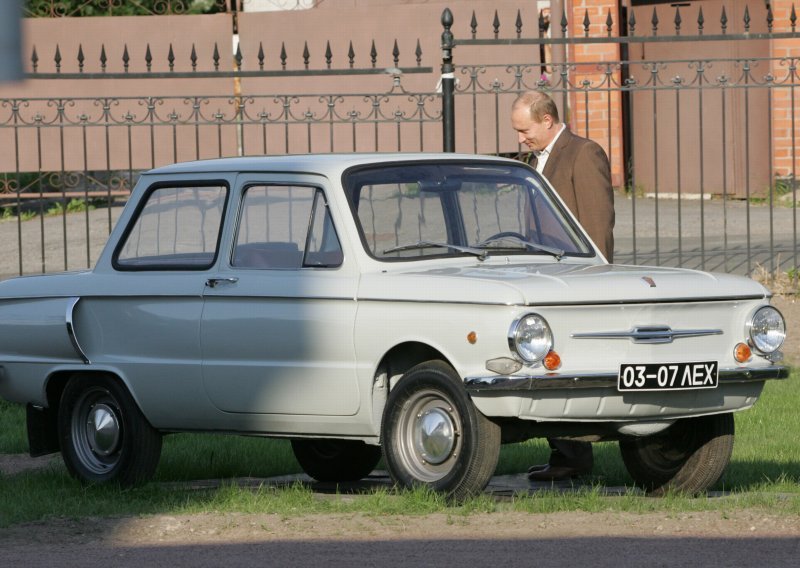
[343,161,593,261]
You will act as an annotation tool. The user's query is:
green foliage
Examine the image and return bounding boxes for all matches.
[0,400,27,454]
[46,198,95,216]
[25,0,226,18]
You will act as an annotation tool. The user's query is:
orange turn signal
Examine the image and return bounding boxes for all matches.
[467,331,477,344]
[734,342,752,363]
[543,350,561,371]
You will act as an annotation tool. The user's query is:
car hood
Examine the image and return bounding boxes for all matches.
[357,262,768,305]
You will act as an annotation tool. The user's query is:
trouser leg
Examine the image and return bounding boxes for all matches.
[547,438,593,470]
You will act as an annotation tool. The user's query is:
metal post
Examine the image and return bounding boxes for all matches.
[441,8,455,152]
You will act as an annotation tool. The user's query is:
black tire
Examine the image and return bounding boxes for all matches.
[619,413,735,496]
[291,439,382,482]
[58,375,162,487]
[381,360,501,501]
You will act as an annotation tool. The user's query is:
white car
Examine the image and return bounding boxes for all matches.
[0,153,788,499]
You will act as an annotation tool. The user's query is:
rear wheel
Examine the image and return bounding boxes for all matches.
[619,413,734,496]
[291,439,382,482]
[381,360,501,501]
[58,375,162,487]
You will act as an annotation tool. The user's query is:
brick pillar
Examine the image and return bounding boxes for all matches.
[567,0,624,188]
[770,0,799,185]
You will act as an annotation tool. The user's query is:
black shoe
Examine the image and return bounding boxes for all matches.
[526,463,549,475]
[527,464,590,482]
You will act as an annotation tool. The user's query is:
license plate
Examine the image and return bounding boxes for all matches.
[618,361,719,392]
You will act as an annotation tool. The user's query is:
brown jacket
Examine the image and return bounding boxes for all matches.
[534,128,615,261]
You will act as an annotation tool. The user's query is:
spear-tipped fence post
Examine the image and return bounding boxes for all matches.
[441,8,455,152]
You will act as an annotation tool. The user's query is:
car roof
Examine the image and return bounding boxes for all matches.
[146,153,522,176]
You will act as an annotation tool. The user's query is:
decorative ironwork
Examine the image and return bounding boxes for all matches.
[2,3,799,280]
[25,36,429,76]
[455,5,800,43]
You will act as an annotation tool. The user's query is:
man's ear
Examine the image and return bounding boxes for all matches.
[543,114,554,129]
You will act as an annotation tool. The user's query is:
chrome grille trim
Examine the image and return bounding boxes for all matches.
[571,326,723,344]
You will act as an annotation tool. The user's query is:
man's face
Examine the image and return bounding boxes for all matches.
[511,106,555,152]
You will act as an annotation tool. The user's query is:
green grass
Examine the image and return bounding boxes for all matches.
[1,371,798,527]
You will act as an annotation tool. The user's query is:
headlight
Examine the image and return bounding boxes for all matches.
[748,306,785,354]
[509,313,553,363]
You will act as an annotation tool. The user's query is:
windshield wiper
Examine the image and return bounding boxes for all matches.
[383,240,487,260]
[475,234,565,260]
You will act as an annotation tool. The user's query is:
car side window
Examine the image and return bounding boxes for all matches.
[115,184,227,270]
[233,185,342,269]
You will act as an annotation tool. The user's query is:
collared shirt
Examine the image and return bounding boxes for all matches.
[534,123,566,174]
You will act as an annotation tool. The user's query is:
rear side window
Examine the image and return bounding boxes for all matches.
[115,184,227,270]
[232,185,342,269]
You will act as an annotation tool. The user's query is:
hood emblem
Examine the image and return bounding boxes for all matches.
[641,276,656,288]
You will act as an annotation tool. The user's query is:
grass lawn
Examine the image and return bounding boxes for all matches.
[1,371,798,526]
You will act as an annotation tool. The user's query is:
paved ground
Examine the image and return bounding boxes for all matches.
[0,194,798,280]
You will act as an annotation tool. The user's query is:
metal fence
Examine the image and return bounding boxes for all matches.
[0,3,798,280]
[442,4,799,277]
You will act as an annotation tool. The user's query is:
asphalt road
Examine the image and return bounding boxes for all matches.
[3,534,798,567]
[2,508,798,568]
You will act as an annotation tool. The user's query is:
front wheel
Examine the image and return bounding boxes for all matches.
[381,360,501,501]
[291,439,382,482]
[619,413,734,496]
[58,375,162,487]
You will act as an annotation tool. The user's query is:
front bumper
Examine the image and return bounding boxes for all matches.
[464,365,789,392]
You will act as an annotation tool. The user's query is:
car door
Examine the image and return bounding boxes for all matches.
[200,175,361,416]
[72,179,230,427]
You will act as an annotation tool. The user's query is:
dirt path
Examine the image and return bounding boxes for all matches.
[1,510,799,567]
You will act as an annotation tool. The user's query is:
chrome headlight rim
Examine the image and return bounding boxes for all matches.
[508,312,553,364]
[747,305,786,354]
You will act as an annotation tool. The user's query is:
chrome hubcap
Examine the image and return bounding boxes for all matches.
[87,404,120,457]
[414,407,456,465]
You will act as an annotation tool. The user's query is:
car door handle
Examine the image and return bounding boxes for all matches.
[206,277,239,288]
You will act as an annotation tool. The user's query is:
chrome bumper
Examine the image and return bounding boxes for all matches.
[464,365,790,392]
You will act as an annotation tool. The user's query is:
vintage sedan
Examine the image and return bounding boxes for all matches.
[0,153,788,499]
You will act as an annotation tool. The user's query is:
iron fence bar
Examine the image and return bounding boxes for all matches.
[81,121,90,269]
[14,114,23,276]
[721,86,729,273]
[652,68,659,266]
[493,81,501,155]
[36,124,45,273]
[454,32,800,46]
[744,63,752,275]
[768,79,775,275]
[675,80,682,267]
[793,64,798,275]
[628,77,637,265]
[24,68,433,80]
[103,115,111,233]
[58,104,68,270]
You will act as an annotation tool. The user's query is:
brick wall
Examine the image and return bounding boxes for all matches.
[568,0,624,187]
[771,0,799,181]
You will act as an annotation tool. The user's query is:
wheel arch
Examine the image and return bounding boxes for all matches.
[29,368,149,459]
[374,341,454,391]
[368,341,458,440]
[44,368,132,410]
